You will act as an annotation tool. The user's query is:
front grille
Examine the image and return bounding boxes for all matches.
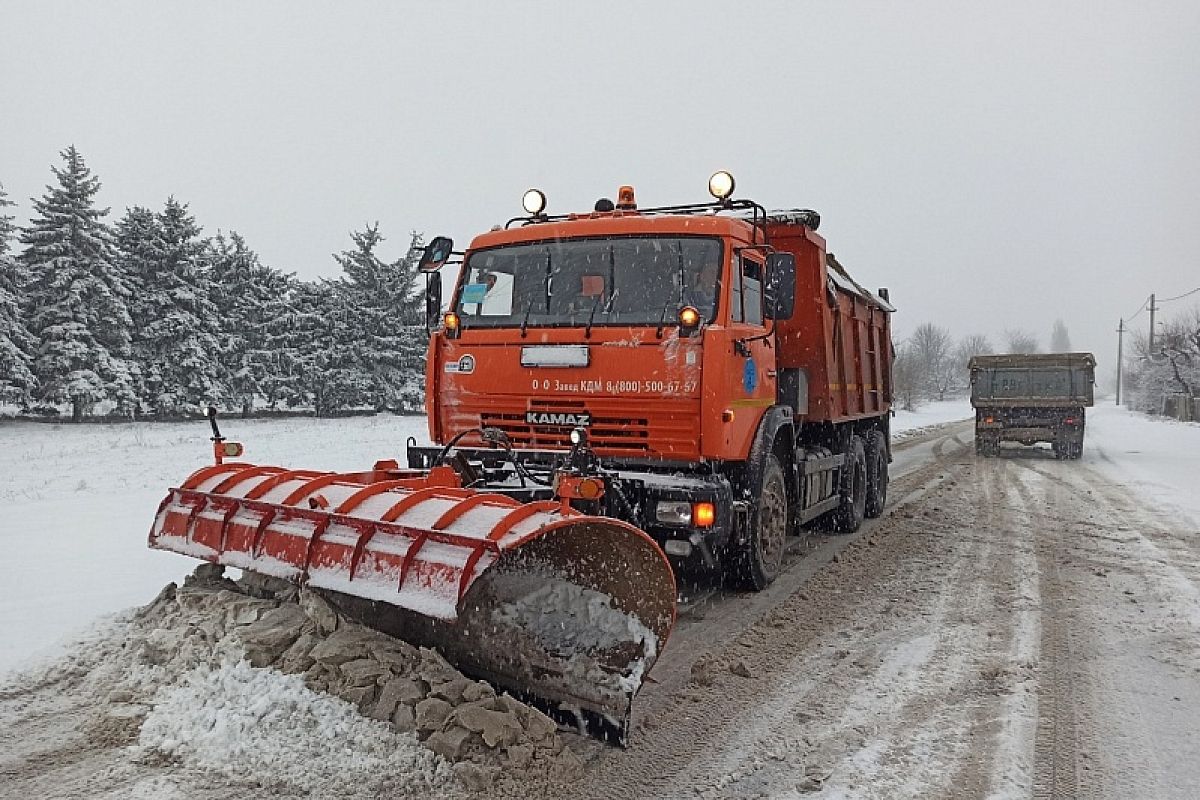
[483,400,650,451]
[444,396,700,459]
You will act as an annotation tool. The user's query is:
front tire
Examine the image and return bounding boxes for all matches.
[733,454,788,590]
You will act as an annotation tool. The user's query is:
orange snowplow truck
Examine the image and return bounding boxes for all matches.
[411,172,895,589]
[147,172,894,744]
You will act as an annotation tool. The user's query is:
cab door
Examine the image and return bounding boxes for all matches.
[721,252,777,456]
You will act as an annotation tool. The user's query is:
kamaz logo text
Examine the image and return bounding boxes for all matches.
[525,411,591,427]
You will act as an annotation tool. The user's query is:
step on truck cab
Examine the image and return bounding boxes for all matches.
[969,352,1096,459]
[410,172,896,590]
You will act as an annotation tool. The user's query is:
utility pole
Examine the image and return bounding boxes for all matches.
[1148,293,1157,354]
[1116,318,1125,405]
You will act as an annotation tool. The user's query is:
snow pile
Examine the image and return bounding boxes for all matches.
[138,658,451,796]
[121,566,585,790]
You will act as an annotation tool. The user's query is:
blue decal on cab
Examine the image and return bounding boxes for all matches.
[743,358,757,393]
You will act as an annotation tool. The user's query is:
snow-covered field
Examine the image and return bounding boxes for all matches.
[0,414,429,677]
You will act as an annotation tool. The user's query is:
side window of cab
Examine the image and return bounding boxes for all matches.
[740,255,764,325]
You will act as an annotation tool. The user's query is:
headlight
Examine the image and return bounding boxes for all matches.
[708,170,735,201]
[655,500,692,526]
[522,188,547,215]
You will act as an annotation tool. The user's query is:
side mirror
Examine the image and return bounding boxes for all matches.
[764,252,796,321]
[419,236,454,273]
[425,273,443,331]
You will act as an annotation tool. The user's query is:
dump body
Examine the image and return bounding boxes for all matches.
[969,352,1096,458]
[768,221,894,423]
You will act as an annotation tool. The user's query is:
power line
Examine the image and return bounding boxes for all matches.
[1159,286,1200,304]
[1122,295,1150,324]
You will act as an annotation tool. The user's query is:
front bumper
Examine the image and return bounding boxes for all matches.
[407,444,734,569]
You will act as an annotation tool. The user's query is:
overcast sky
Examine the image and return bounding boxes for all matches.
[3,1,1198,376]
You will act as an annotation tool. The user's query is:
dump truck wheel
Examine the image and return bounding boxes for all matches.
[830,435,867,533]
[733,454,788,590]
[864,430,888,518]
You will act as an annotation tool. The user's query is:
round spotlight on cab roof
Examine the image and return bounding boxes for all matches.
[522,188,547,215]
[708,170,735,201]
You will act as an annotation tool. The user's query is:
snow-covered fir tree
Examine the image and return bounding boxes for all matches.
[118,197,224,416]
[208,231,297,415]
[0,183,37,405]
[273,280,374,416]
[334,224,428,412]
[20,147,137,420]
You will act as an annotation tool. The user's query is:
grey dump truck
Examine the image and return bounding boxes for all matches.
[969,352,1096,459]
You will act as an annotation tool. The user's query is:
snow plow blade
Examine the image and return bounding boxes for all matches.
[148,461,676,741]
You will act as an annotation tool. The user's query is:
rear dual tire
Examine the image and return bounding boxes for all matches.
[976,431,1000,458]
[1055,437,1084,460]
[828,435,867,534]
[864,430,888,518]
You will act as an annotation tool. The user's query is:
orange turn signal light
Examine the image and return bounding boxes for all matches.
[222,442,244,457]
[577,478,604,501]
[678,306,701,328]
[443,312,460,331]
[693,501,715,527]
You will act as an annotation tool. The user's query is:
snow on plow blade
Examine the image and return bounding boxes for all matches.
[149,461,676,740]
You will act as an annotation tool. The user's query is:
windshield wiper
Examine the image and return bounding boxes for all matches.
[655,300,673,339]
[521,249,553,338]
[585,290,621,338]
[584,293,603,338]
[520,296,536,338]
[586,245,620,338]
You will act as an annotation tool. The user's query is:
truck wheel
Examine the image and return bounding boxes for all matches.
[864,430,888,518]
[733,454,788,590]
[830,435,867,533]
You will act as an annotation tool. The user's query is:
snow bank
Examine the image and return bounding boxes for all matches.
[892,399,974,438]
[138,658,451,796]
[1086,403,1200,523]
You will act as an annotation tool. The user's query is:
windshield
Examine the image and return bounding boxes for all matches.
[453,236,722,328]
